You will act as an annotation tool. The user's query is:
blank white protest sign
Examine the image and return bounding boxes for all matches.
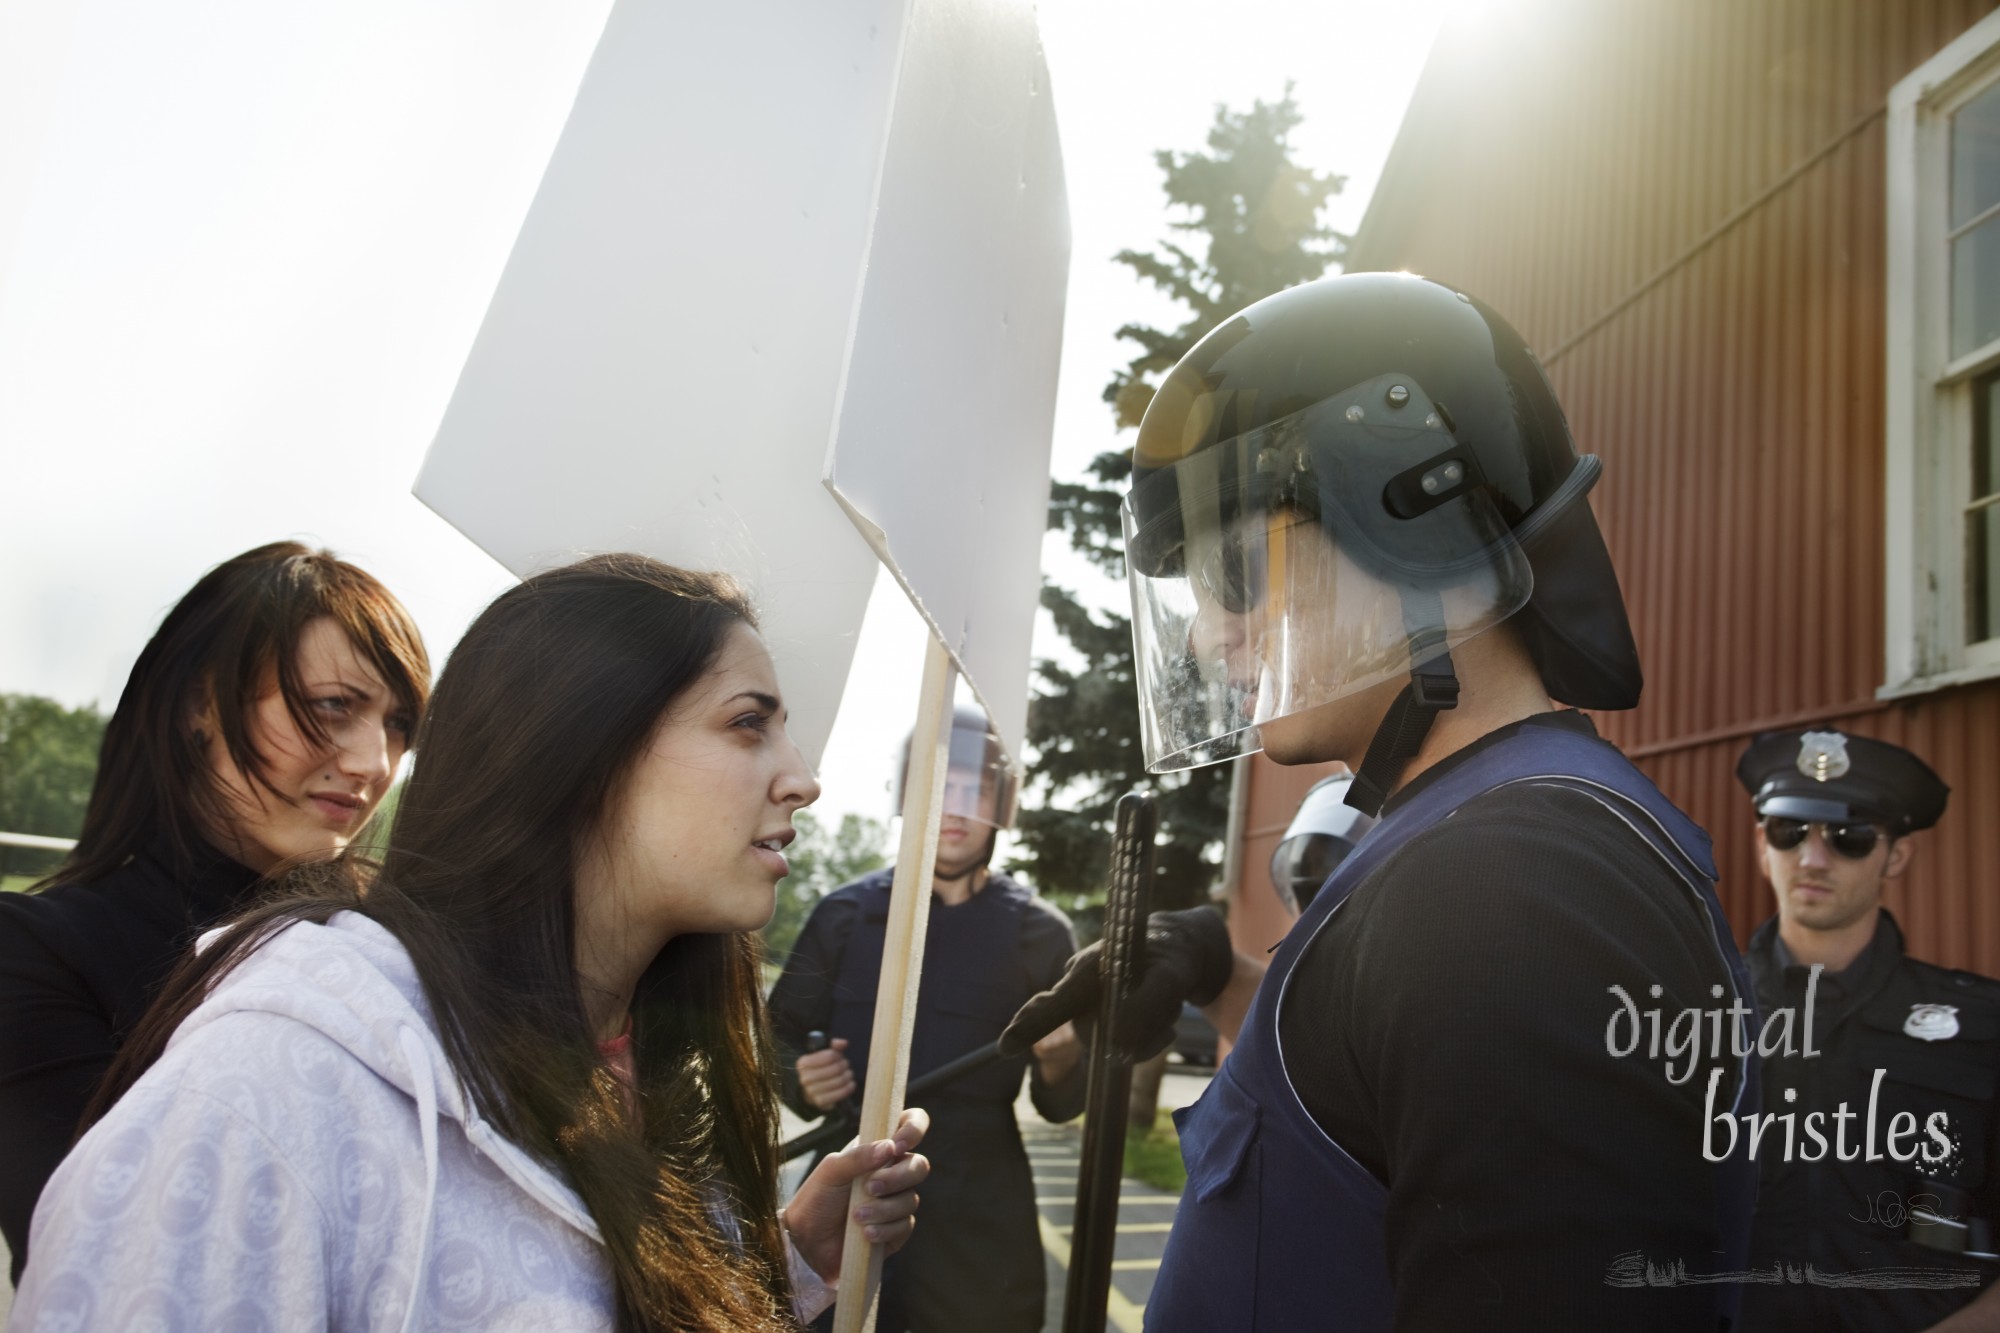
[417,0,1069,772]
[415,0,914,767]
[822,0,1071,771]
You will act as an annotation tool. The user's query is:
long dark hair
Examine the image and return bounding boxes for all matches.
[40,541,431,889]
[95,555,793,1331]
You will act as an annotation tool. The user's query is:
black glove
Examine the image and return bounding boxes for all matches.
[1000,907,1233,1062]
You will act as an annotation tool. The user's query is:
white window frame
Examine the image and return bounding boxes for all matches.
[1884,7,2000,699]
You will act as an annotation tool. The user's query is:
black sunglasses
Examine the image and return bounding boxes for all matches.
[1195,526,1269,614]
[1761,816,1887,860]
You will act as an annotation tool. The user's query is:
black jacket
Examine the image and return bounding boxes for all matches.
[1743,911,2000,1331]
[768,868,1084,1332]
[769,867,1085,1123]
[0,839,260,1282]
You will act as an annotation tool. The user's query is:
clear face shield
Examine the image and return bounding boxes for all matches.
[896,711,1018,830]
[1122,375,1536,773]
[940,761,1006,828]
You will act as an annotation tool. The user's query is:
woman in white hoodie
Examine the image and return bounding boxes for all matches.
[10,555,929,1332]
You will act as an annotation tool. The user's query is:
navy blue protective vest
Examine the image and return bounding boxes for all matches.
[1147,722,1760,1332]
[829,869,1034,1108]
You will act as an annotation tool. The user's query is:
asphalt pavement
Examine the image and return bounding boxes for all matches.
[776,1061,1212,1332]
[1025,1064,1211,1333]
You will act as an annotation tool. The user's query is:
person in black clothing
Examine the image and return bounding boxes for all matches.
[0,542,429,1283]
[770,706,1084,1332]
[1736,729,2000,1332]
[1004,272,1758,1331]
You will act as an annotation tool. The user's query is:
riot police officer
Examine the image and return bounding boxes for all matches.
[1737,729,2000,1332]
[769,706,1085,1332]
[1005,272,1758,1331]
[1268,771,1377,917]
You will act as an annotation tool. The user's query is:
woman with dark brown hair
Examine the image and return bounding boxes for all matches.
[9,554,928,1331]
[0,540,431,1282]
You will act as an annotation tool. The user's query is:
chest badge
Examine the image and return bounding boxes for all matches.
[1906,1004,1961,1041]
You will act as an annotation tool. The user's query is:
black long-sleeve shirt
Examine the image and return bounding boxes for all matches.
[0,839,260,1282]
[1278,713,1740,1330]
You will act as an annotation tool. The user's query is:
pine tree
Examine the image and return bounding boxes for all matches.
[1013,89,1345,928]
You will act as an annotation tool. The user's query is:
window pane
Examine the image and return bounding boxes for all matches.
[1972,505,2000,643]
[1952,213,2000,358]
[1974,376,1999,643]
[1983,373,2000,501]
[1953,81,2000,228]
[1984,370,2000,500]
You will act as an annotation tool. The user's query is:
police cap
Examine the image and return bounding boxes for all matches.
[1734,730,1949,834]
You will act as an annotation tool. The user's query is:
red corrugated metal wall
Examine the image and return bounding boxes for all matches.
[1246,0,2000,971]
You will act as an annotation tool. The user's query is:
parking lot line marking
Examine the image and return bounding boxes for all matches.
[1036,1216,1147,1333]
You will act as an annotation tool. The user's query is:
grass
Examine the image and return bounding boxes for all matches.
[1123,1114,1187,1194]
[2,875,37,894]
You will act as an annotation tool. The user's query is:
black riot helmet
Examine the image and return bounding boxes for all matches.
[1122,273,1640,809]
[1269,773,1379,914]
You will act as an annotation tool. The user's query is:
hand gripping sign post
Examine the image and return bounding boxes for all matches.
[412,2,1068,1328]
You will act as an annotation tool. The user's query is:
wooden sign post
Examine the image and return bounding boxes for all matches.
[833,636,954,1331]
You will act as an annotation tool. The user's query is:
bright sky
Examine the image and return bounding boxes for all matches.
[0,0,1446,835]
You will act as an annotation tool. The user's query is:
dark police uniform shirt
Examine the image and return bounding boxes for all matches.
[0,838,261,1282]
[1743,911,2000,1332]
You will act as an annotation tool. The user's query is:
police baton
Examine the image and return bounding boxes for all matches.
[780,1035,1005,1162]
[1063,790,1157,1333]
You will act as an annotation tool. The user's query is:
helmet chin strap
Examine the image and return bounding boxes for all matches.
[1346,590,1461,817]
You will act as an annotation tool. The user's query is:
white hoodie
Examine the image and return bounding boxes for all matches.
[8,912,833,1332]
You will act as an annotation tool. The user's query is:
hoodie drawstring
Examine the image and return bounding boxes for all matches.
[397,1024,442,1333]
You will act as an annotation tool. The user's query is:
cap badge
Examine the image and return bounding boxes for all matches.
[1796,732,1852,783]
[1905,1004,1960,1041]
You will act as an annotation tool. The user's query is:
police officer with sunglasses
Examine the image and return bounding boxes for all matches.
[1737,729,2000,1332]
